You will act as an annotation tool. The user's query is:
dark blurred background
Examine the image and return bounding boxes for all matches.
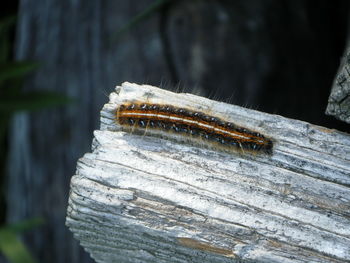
[0,0,349,263]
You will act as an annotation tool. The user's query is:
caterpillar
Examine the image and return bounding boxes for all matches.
[115,102,273,155]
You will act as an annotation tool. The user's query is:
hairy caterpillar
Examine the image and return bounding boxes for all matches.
[115,102,273,154]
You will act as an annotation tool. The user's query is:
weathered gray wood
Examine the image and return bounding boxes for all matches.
[67,82,350,263]
[326,40,350,124]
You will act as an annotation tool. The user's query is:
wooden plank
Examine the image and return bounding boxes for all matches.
[66,82,350,263]
[326,41,350,124]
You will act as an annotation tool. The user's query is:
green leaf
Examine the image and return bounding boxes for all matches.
[0,230,37,263]
[0,218,43,263]
[0,62,40,83]
[110,0,171,43]
[3,217,44,234]
[0,91,74,113]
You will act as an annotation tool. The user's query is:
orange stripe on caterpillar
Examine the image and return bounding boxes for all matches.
[115,103,273,154]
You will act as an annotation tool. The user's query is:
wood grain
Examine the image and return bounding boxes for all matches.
[67,82,350,263]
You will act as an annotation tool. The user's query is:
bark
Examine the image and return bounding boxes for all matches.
[326,40,350,123]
